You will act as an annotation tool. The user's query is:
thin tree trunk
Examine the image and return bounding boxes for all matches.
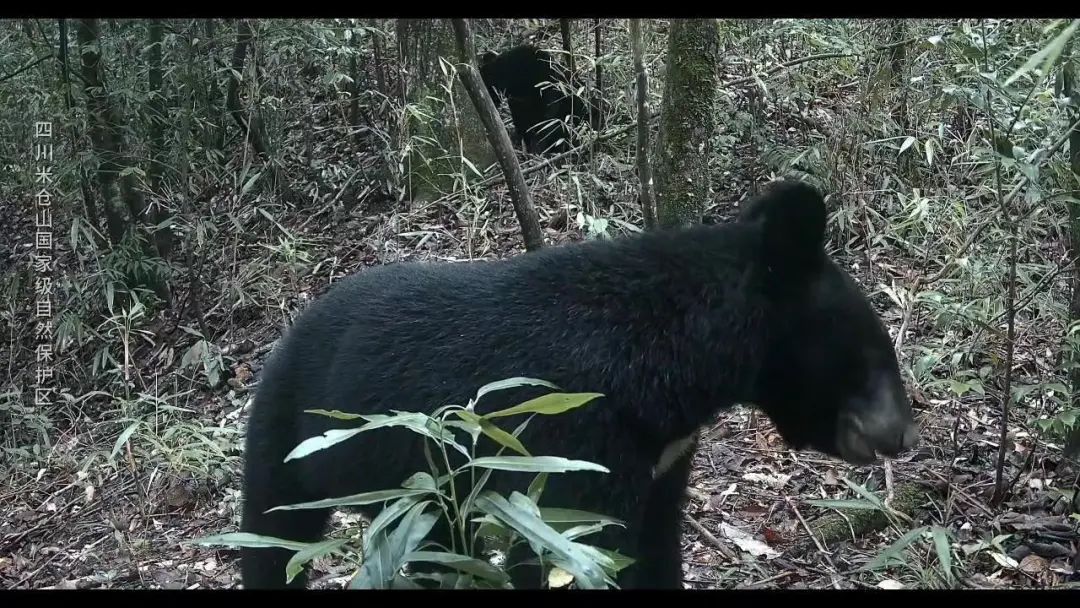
[57,19,102,240]
[594,19,602,97]
[146,19,173,258]
[1064,50,1080,459]
[205,19,225,152]
[369,19,387,97]
[225,20,271,160]
[560,19,575,77]
[629,19,656,230]
[449,19,544,252]
[349,23,361,146]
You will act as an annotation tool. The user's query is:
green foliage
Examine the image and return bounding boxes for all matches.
[195,378,632,589]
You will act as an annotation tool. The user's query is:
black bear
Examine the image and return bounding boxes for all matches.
[478,44,600,155]
[239,180,920,589]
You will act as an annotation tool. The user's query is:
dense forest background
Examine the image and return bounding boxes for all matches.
[1,17,1079,589]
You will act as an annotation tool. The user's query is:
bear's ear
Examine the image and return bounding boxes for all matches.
[739,180,828,276]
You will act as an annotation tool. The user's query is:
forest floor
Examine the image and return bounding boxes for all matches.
[2,99,1079,590]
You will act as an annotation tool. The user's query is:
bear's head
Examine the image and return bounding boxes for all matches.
[739,180,920,465]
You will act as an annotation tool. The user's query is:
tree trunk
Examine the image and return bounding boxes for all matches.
[593,19,602,97]
[1064,51,1080,459]
[653,19,721,228]
[369,19,387,98]
[204,19,225,153]
[57,19,101,240]
[146,19,173,258]
[225,20,271,161]
[449,19,545,252]
[560,19,576,77]
[77,18,170,303]
[349,23,361,146]
[629,19,656,230]
[76,18,136,246]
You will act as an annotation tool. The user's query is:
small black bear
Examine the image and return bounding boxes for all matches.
[239,180,919,589]
[478,44,600,155]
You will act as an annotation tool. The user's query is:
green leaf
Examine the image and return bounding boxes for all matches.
[401,472,441,492]
[592,547,636,575]
[285,538,349,584]
[560,523,609,540]
[898,136,916,156]
[111,421,141,461]
[540,508,625,527]
[460,157,483,179]
[242,171,262,195]
[473,491,611,589]
[285,411,469,461]
[840,477,885,510]
[527,472,549,504]
[465,456,609,474]
[267,488,432,512]
[858,526,928,572]
[1004,19,1080,86]
[284,427,365,461]
[303,408,366,420]
[351,501,440,589]
[805,498,882,511]
[930,526,954,585]
[443,419,482,443]
[364,497,431,548]
[403,550,511,587]
[482,392,604,419]
[474,377,561,403]
[453,410,530,456]
[191,532,311,552]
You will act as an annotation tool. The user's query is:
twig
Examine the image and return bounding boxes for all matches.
[786,498,841,589]
[684,514,738,561]
[0,53,53,84]
[297,166,367,231]
[738,570,795,589]
[917,466,996,518]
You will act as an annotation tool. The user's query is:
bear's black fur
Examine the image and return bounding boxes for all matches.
[239,180,919,589]
[478,44,600,155]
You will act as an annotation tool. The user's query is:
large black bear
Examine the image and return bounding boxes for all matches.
[239,180,919,589]
[478,44,600,155]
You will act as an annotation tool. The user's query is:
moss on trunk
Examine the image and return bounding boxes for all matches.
[401,22,497,202]
[653,19,721,228]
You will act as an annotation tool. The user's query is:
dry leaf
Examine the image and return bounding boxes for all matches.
[1019,554,1048,575]
[823,470,840,486]
[742,472,791,489]
[877,579,905,589]
[721,523,780,559]
[547,566,574,588]
[46,580,79,590]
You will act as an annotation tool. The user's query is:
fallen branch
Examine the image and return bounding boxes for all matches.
[684,514,738,561]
